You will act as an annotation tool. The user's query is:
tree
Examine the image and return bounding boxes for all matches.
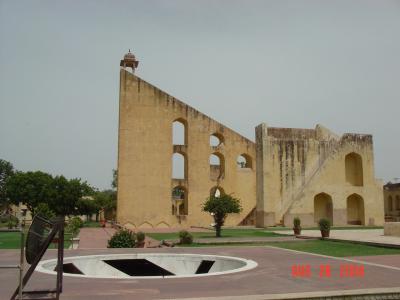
[93,190,116,221]
[76,198,98,220]
[48,176,94,216]
[6,171,94,217]
[0,159,15,210]
[202,193,242,237]
[112,169,118,189]
[5,171,53,215]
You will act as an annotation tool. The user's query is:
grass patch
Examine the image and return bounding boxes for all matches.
[264,226,383,231]
[0,231,73,249]
[147,228,283,241]
[177,240,400,257]
[82,221,101,228]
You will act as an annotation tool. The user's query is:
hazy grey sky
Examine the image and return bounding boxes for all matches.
[1,0,399,189]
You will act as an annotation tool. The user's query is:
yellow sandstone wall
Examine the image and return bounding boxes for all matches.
[117,69,256,229]
[256,124,384,227]
[384,183,400,221]
[117,67,383,229]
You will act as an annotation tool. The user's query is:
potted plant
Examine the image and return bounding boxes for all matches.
[293,217,301,236]
[318,218,331,238]
[136,231,145,248]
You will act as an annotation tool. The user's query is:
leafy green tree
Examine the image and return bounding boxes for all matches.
[6,171,94,217]
[93,190,116,221]
[202,193,242,237]
[0,159,15,210]
[35,203,56,220]
[76,198,98,220]
[48,176,94,216]
[5,171,53,215]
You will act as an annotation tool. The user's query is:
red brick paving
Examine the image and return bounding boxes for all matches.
[78,227,116,249]
[1,247,400,299]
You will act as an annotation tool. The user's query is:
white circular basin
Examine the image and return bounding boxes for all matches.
[37,253,258,279]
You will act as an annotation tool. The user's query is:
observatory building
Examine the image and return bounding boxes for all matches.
[116,52,384,229]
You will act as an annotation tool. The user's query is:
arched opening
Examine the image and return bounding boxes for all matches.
[210,186,225,198]
[345,152,363,186]
[314,193,333,224]
[172,119,187,145]
[172,186,188,215]
[210,133,224,147]
[347,194,365,225]
[388,195,393,211]
[210,152,225,181]
[396,196,400,210]
[172,153,186,179]
[237,154,252,169]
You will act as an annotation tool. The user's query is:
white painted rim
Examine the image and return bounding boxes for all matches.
[37,253,258,279]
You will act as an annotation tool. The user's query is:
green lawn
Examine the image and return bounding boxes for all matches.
[147,229,283,241]
[83,220,101,228]
[0,231,73,249]
[179,239,400,257]
[265,226,383,231]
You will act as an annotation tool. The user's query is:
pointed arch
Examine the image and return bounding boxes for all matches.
[345,152,363,186]
[210,152,225,180]
[155,221,171,228]
[172,118,187,145]
[237,153,253,169]
[210,133,224,147]
[172,152,186,179]
[314,193,333,224]
[138,221,153,229]
[347,193,365,225]
[210,186,225,198]
[172,186,188,215]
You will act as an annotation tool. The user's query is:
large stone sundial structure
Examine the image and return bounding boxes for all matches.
[116,51,383,229]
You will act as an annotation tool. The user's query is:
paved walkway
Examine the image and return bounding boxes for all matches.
[78,227,116,249]
[1,247,400,299]
[275,229,400,246]
[78,227,162,249]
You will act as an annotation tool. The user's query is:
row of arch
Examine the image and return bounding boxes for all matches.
[314,192,365,225]
[125,221,171,229]
[172,119,252,180]
[387,195,400,211]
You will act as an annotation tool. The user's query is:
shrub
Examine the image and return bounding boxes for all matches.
[0,214,18,224]
[65,217,83,236]
[7,219,18,229]
[179,230,193,245]
[293,217,301,228]
[108,229,136,248]
[318,218,331,231]
[70,217,84,228]
[136,231,145,243]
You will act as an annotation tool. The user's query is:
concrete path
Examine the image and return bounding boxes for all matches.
[274,229,400,246]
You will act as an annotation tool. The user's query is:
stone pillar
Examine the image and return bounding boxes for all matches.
[255,123,275,227]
